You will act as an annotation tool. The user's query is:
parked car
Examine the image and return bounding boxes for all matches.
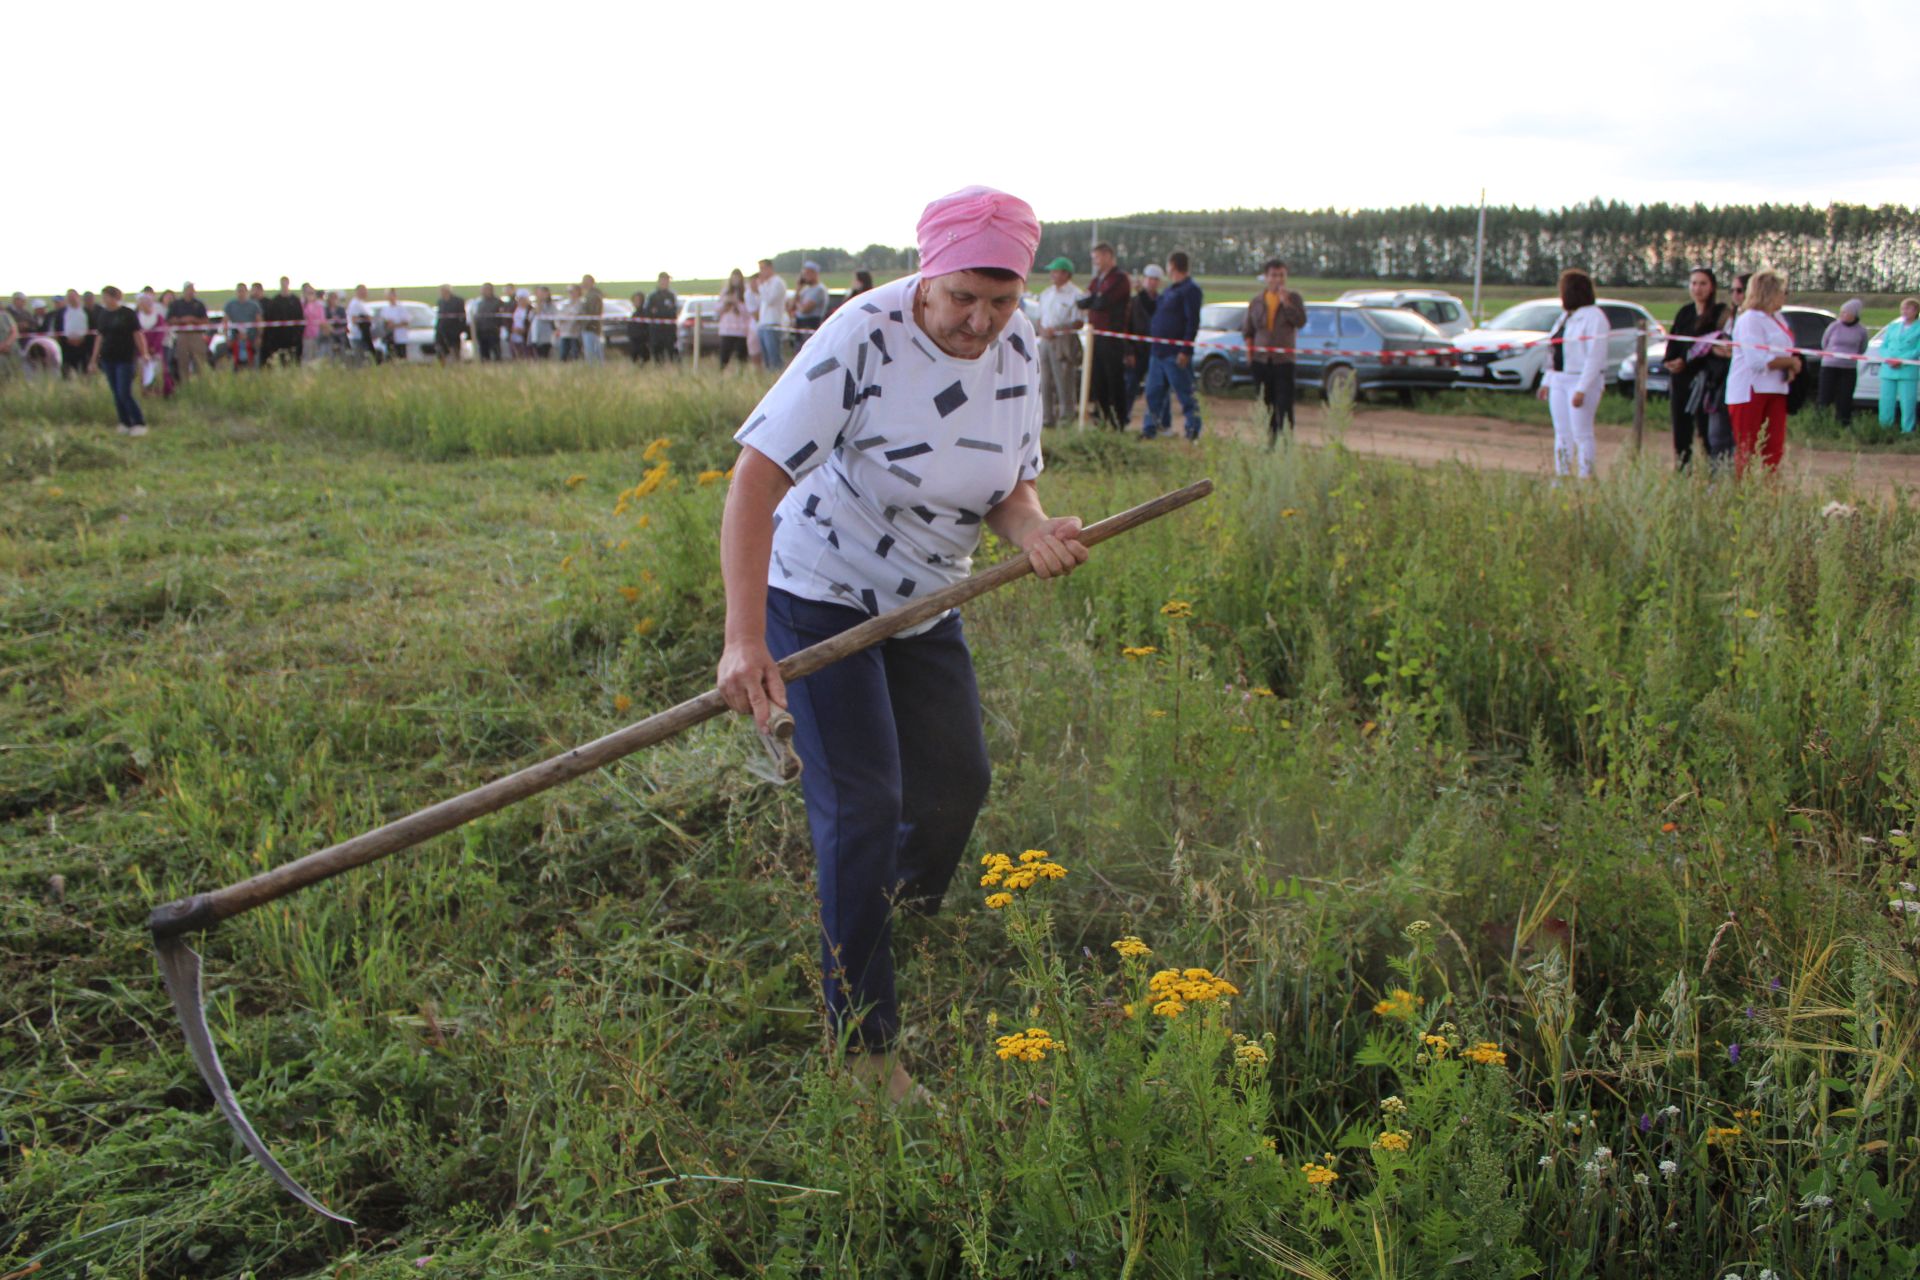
[1854,324,1893,408]
[1452,298,1663,392]
[1618,305,1836,409]
[1190,302,1457,399]
[1336,288,1472,338]
[676,294,718,357]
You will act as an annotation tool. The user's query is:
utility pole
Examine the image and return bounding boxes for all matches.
[1472,188,1486,324]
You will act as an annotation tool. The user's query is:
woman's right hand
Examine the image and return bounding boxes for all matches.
[718,638,787,730]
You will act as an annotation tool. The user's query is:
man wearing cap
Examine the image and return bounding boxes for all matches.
[1036,256,1084,426]
[717,186,1087,1103]
[1074,243,1132,429]
[790,262,830,346]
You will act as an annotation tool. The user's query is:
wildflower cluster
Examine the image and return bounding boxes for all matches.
[1147,967,1239,1018]
[696,468,730,486]
[1372,1130,1413,1153]
[1110,936,1153,961]
[1462,1042,1508,1067]
[614,462,673,515]
[994,1026,1064,1063]
[1372,988,1422,1019]
[980,850,1067,907]
[1301,1158,1339,1188]
[1121,645,1159,659]
[1231,1033,1270,1068]
[1159,599,1194,619]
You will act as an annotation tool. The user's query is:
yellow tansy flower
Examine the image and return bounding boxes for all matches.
[1122,645,1158,659]
[565,474,586,488]
[984,892,1013,910]
[1159,599,1194,619]
[1111,936,1153,960]
[1372,1130,1412,1153]
[1462,1042,1507,1067]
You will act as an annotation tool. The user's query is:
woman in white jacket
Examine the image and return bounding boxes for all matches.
[1724,269,1801,476]
[1537,268,1609,478]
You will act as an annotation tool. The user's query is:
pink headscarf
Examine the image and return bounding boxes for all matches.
[916,186,1041,281]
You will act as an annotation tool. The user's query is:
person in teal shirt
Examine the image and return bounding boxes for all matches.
[1880,297,1920,432]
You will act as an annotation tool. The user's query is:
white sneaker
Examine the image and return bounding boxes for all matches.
[116,425,133,435]
[127,425,149,437]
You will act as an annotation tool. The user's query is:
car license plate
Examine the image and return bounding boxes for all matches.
[1409,355,1435,367]
[1457,365,1483,377]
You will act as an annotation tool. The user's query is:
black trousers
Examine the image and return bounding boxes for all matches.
[1254,360,1297,439]
[1671,373,1734,467]
[477,331,501,361]
[1090,332,1128,428]
[1818,364,1857,425]
[717,334,748,369]
[61,338,87,378]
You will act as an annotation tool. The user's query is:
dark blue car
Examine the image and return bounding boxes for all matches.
[1190,302,1457,400]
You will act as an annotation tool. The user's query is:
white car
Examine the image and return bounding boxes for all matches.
[1453,298,1664,392]
[1337,288,1472,338]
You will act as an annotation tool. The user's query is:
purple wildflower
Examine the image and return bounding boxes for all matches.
[1769,977,1782,992]
[1728,1043,1742,1065]
[1639,1113,1653,1133]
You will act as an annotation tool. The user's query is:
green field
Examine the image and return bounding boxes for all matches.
[4,367,1918,1277]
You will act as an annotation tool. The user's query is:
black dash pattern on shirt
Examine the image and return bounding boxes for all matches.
[954,438,1003,452]
[853,434,887,450]
[955,509,982,526]
[932,381,968,418]
[785,440,818,471]
[888,464,923,487]
[994,385,1028,400]
[806,356,841,381]
[860,588,879,616]
[869,330,892,364]
[885,442,932,461]
[897,577,917,597]
[875,534,895,559]
[911,504,937,523]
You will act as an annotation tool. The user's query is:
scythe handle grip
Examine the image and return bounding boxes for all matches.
[148,477,1212,939]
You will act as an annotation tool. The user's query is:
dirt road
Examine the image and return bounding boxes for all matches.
[1196,398,1920,494]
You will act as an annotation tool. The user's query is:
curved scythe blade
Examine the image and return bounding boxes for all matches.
[154,933,356,1224]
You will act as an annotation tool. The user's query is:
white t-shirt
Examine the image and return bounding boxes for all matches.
[736,273,1044,635]
[346,296,375,326]
[62,305,89,338]
[756,275,788,326]
[1037,283,1085,334]
[379,303,411,344]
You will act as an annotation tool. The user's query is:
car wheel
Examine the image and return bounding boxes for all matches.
[1322,363,1357,405]
[1198,358,1232,396]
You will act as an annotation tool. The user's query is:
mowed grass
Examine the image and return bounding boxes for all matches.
[3,365,1919,1278]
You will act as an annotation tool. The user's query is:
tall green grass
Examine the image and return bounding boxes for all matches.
[2,370,1916,1277]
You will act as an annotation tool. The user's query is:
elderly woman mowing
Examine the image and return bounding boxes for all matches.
[717,187,1088,1102]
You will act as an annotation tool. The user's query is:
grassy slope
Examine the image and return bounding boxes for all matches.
[3,368,1917,1277]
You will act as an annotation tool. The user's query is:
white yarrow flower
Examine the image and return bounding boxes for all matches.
[1659,1159,1679,1177]
[1634,1172,1650,1186]
[1659,1105,1681,1119]
[1890,899,1920,916]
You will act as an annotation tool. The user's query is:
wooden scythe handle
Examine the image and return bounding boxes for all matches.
[149,477,1213,939]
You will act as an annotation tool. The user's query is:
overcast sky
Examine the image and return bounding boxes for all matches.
[9,0,1916,295]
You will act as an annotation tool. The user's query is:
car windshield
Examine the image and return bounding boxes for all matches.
[1199,304,1245,331]
[1361,308,1440,338]
[1485,302,1563,332]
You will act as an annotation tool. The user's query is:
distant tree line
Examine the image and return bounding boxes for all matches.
[783,202,1919,292]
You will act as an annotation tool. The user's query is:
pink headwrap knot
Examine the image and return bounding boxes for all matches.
[916,185,1041,280]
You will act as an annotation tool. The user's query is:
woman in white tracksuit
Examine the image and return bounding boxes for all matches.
[1537,268,1610,478]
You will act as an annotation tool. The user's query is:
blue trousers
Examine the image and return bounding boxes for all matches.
[757,324,787,372]
[1143,351,1201,439]
[100,360,145,427]
[765,588,991,1050]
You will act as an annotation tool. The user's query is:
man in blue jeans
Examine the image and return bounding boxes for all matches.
[1143,251,1203,440]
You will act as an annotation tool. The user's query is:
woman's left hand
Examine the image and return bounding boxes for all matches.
[1572,392,1586,409]
[1020,516,1089,579]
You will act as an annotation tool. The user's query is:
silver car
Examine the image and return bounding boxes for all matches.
[1337,288,1472,338]
[1453,298,1663,392]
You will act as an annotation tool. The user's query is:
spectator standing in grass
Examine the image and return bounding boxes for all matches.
[1878,297,1920,433]
[5,293,29,336]
[847,269,875,298]
[530,286,558,359]
[1661,267,1733,469]
[59,289,90,377]
[754,259,789,372]
[1817,299,1869,426]
[1242,258,1308,445]
[167,283,211,382]
[1537,268,1608,478]
[434,284,468,364]
[555,284,584,362]
[261,277,301,367]
[0,298,17,380]
[90,286,148,434]
[134,291,170,396]
[1726,268,1800,475]
[717,185,1081,1104]
[645,273,680,363]
[224,282,262,371]
[83,291,105,368]
[1035,256,1083,426]
[509,288,533,360]
[379,288,412,365]
[790,262,829,346]
[346,285,378,363]
[326,291,348,356]
[627,292,652,362]
[301,284,329,363]
[716,268,752,370]
[1143,252,1203,441]
[579,274,605,363]
[474,283,505,362]
[1074,242,1131,429]
[1124,263,1162,424]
